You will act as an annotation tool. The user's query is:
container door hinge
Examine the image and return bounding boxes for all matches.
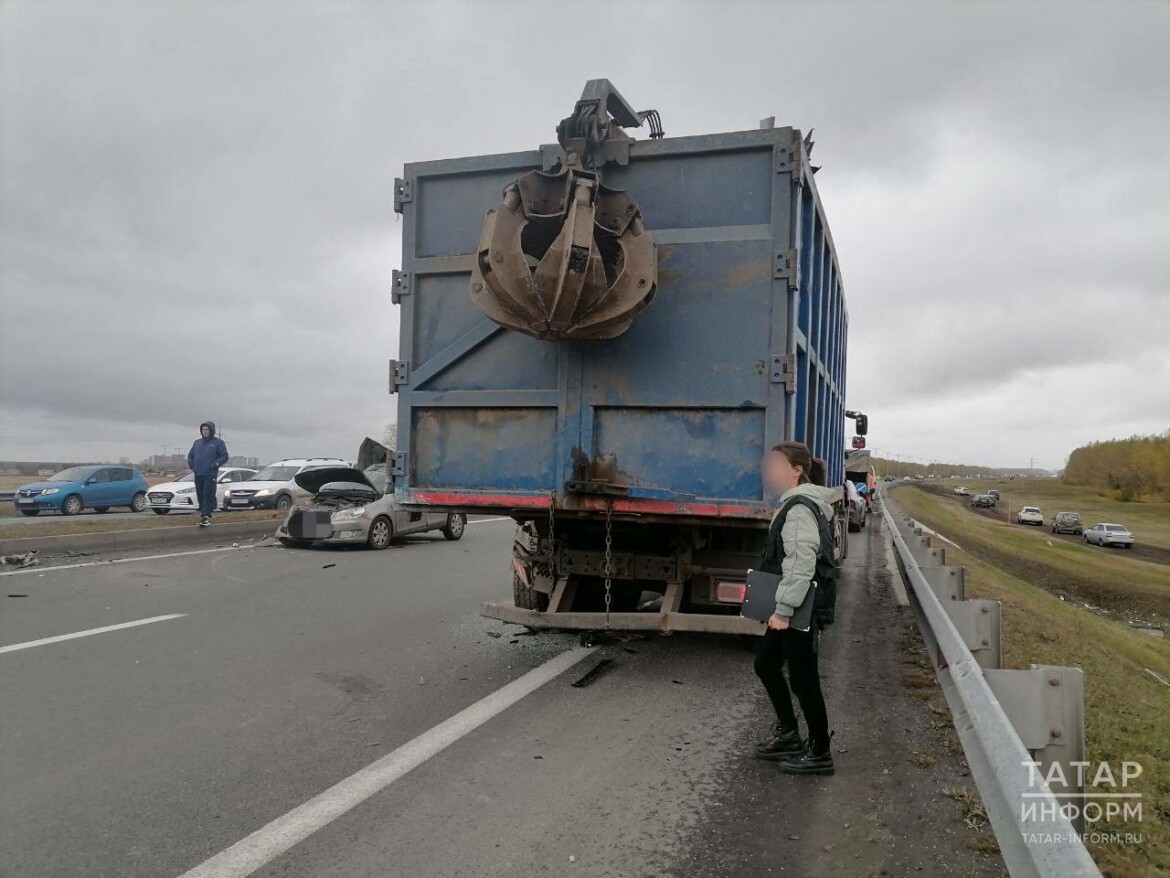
[775,144,795,174]
[770,353,797,393]
[391,452,407,477]
[388,359,410,393]
[393,177,414,213]
[391,269,411,305]
[774,249,799,289]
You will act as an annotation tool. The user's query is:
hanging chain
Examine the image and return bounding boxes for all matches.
[546,490,557,579]
[603,498,614,629]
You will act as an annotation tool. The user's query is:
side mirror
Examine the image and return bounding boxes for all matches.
[851,436,866,449]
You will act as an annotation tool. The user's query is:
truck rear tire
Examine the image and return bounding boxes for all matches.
[513,571,549,611]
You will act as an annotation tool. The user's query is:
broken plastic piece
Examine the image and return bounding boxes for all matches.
[571,657,614,687]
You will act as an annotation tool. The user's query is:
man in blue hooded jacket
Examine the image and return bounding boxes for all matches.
[186,421,229,526]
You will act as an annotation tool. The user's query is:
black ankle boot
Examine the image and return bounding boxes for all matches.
[754,724,805,761]
[778,735,835,775]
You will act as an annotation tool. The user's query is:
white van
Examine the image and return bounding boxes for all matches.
[223,458,350,510]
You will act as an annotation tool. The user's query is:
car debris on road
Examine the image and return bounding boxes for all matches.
[0,551,40,569]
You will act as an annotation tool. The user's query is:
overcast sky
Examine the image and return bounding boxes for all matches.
[1,0,1167,470]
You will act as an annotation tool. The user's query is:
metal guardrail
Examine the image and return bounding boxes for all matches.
[879,491,1101,878]
[0,492,14,503]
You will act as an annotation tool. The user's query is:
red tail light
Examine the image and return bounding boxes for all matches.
[715,581,747,603]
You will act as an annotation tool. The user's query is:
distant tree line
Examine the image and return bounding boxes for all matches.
[870,458,1039,479]
[1063,431,1170,500]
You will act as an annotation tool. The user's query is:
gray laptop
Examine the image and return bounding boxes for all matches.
[743,569,816,631]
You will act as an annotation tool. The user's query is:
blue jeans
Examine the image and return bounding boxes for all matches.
[194,474,217,519]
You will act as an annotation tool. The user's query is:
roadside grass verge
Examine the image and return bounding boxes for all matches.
[891,487,1170,876]
[893,486,1169,629]
[0,509,283,540]
[954,478,1170,552]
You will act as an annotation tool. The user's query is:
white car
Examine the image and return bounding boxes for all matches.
[147,468,258,514]
[953,486,969,495]
[1084,523,1134,549]
[1016,506,1044,526]
[224,458,351,511]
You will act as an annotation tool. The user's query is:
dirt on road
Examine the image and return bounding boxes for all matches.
[677,514,1005,877]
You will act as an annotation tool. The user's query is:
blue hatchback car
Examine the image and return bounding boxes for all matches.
[14,466,151,516]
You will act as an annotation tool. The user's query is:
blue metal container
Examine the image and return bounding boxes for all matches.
[392,125,846,524]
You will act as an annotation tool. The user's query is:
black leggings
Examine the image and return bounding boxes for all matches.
[754,626,829,744]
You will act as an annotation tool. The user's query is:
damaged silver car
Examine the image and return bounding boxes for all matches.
[276,465,466,550]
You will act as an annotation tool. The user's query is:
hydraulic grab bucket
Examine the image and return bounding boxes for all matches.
[469,80,662,342]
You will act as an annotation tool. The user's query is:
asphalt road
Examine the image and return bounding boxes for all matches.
[0,514,1006,878]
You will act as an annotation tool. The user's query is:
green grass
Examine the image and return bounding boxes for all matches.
[957,478,1170,552]
[891,486,1170,877]
[897,484,1169,629]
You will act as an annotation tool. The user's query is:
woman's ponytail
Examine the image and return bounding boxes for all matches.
[809,457,827,486]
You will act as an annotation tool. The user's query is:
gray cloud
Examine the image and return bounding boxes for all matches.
[2,0,1167,469]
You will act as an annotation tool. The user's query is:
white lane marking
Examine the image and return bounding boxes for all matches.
[0,614,187,654]
[177,645,597,878]
[0,544,259,578]
[3,519,511,579]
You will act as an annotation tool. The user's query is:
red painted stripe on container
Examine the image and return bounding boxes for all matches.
[405,491,771,520]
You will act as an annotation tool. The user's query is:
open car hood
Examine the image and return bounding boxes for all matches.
[294,467,380,496]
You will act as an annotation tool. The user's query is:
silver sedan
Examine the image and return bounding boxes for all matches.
[1083,522,1134,549]
[275,465,466,550]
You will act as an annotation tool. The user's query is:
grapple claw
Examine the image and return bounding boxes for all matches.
[470,168,657,341]
[469,81,662,341]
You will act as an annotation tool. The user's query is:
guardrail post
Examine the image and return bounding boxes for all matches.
[985,665,1088,832]
[879,492,1100,874]
[942,599,1002,669]
[922,565,965,601]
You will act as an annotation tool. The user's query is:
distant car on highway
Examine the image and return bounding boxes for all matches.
[275,464,466,550]
[13,466,149,516]
[1016,506,1044,526]
[147,467,258,514]
[1050,512,1083,535]
[1084,522,1133,549]
[225,458,350,511]
[986,489,1000,502]
[844,480,867,532]
[954,486,970,496]
[970,494,995,508]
